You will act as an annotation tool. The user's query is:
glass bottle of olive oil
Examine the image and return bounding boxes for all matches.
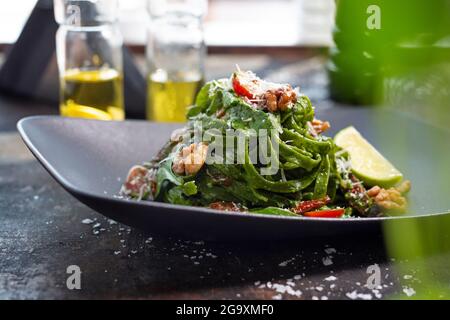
[60,68,124,121]
[146,1,207,123]
[55,0,125,121]
[147,71,203,123]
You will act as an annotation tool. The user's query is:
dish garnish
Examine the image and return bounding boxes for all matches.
[122,70,411,218]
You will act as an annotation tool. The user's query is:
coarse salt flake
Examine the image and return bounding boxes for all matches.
[322,257,333,266]
[82,219,94,225]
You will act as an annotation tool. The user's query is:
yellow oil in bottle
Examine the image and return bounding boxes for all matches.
[60,68,125,121]
[147,71,203,123]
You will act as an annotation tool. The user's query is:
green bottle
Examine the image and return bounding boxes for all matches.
[329,0,450,105]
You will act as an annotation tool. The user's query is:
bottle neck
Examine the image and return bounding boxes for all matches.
[54,0,118,27]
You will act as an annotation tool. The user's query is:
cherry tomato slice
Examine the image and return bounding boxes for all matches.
[232,73,255,99]
[303,209,346,218]
[293,196,331,214]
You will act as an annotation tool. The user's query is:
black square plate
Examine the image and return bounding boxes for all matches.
[17,108,450,240]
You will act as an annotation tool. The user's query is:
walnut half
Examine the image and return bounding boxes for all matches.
[264,85,297,113]
[367,180,411,212]
[172,142,209,176]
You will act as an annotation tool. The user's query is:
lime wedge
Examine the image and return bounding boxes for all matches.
[335,126,403,188]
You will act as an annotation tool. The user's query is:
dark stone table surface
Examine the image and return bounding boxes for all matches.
[0,54,448,300]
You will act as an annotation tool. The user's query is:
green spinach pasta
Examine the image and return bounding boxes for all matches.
[122,71,410,218]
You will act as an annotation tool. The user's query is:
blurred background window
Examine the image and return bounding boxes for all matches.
[0,0,38,44]
[0,0,334,47]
